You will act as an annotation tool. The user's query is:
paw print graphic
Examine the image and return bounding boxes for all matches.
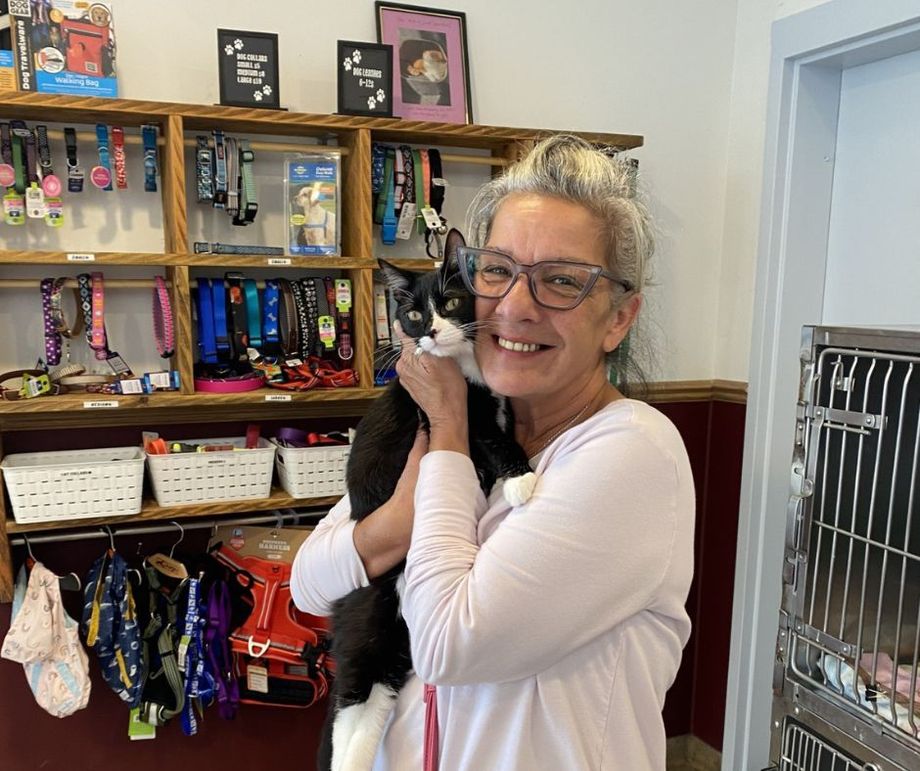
[352,50,362,64]
[224,44,234,56]
[253,91,263,102]
[376,88,386,103]
[367,96,377,110]
[234,39,244,50]
[262,84,272,96]
[343,58,352,72]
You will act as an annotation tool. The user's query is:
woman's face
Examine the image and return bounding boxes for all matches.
[474,193,638,406]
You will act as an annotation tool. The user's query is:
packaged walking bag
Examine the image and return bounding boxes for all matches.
[210,525,332,709]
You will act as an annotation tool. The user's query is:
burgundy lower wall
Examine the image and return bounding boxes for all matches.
[657,399,746,751]
[657,401,711,738]
[0,399,745,768]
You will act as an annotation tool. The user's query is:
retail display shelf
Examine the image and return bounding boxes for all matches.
[0,389,382,430]
[0,91,644,150]
[5,488,342,534]
[0,250,373,269]
[0,88,643,602]
[377,257,439,272]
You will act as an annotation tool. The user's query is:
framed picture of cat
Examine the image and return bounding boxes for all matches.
[375,2,473,124]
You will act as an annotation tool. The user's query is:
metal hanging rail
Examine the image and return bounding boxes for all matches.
[8,508,325,547]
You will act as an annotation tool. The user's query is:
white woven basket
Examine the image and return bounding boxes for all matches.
[272,440,350,498]
[146,437,276,506]
[1,447,145,524]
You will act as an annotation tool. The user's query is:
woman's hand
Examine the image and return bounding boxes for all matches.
[353,428,428,578]
[394,323,469,453]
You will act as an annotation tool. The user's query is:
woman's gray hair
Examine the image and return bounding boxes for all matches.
[465,134,654,396]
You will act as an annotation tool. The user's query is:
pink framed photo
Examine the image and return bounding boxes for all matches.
[375,3,473,124]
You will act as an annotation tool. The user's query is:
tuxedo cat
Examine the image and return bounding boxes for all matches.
[318,231,536,771]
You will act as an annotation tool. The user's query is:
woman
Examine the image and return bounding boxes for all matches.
[292,135,694,770]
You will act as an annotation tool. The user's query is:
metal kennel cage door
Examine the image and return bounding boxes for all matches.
[766,326,920,771]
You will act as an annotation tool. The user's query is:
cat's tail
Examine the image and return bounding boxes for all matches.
[331,683,400,771]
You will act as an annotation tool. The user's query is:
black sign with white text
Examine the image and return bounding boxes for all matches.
[218,29,280,109]
[337,40,393,117]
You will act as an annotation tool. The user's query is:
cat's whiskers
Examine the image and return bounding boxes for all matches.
[457,319,499,335]
[375,347,405,374]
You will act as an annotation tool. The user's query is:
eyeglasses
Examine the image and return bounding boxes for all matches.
[456,246,634,311]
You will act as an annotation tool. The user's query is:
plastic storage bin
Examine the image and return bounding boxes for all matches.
[1,447,145,524]
[272,440,350,498]
[145,437,276,506]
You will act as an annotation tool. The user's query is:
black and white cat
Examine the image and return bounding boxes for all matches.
[318,231,536,771]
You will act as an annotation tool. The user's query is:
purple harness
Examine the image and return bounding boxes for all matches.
[206,580,239,720]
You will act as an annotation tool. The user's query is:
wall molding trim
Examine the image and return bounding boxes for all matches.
[646,379,748,404]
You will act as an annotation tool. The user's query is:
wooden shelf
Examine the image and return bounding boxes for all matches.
[0,388,382,429]
[0,91,644,149]
[376,257,439,272]
[0,249,375,269]
[6,488,342,534]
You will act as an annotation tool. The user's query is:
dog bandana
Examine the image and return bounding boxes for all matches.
[81,549,144,706]
[2,563,91,718]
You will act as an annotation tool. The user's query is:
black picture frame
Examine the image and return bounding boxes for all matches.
[375,2,473,124]
[336,40,394,118]
[217,29,281,110]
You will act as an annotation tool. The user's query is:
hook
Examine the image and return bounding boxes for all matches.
[102,525,116,551]
[22,534,36,562]
[169,521,184,559]
[61,571,83,592]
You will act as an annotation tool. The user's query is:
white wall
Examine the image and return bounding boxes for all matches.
[14,0,850,383]
[107,0,739,382]
[822,48,920,324]
[714,0,832,381]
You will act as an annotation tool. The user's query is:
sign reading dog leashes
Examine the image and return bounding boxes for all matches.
[210,525,332,708]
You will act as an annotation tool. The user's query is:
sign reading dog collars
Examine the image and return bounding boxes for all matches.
[217,29,280,109]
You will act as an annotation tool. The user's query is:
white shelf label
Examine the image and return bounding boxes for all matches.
[67,252,96,262]
[83,400,119,409]
[266,257,292,266]
[265,394,292,402]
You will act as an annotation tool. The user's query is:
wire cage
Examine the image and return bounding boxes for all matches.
[772,326,920,769]
[779,719,868,770]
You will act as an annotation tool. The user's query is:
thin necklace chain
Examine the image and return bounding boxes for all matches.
[534,401,591,455]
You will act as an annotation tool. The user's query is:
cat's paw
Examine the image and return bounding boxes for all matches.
[503,472,537,507]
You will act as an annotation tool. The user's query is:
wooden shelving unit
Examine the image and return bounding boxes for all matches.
[0,250,375,268]
[6,489,342,534]
[0,90,643,601]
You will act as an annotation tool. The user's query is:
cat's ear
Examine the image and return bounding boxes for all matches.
[378,259,415,297]
[440,228,467,277]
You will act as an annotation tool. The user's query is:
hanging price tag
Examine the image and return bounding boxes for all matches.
[420,206,442,230]
[396,202,417,240]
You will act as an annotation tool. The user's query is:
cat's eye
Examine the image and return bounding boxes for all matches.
[444,298,461,311]
[406,310,423,322]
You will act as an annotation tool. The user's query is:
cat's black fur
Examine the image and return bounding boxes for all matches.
[317,231,534,771]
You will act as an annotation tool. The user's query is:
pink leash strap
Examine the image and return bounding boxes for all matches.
[423,683,439,771]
